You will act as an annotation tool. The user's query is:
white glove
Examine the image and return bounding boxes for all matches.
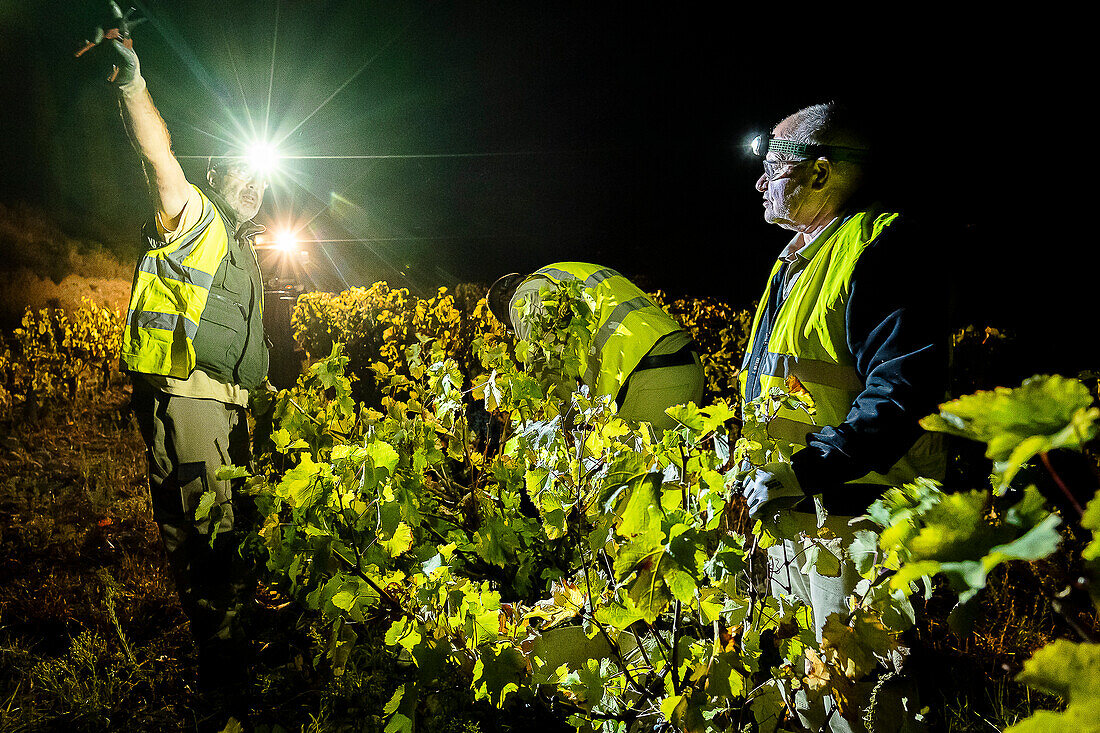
[741,468,806,519]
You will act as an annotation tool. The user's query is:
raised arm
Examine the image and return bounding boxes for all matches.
[102,35,192,230]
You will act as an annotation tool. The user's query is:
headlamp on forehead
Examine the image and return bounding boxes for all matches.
[208,139,281,178]
[749,134,870,163]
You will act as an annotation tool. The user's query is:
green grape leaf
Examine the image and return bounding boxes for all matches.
[854,575,916,633]
[1009,640,1100,732]
[327,619,357,677]
[921,374,1099,490]
[904,501,1061,603]
[984,513,1063,565]
[381,522,415,557]
[613,527,672,624]
[384,714,413,733]
[703,537,747,583]
[276,453,326,508]
[1083,490,1100,609]
[820,609,894,680]
[697,588,726,625]
[615,472,665,537]
[214,464,250,481]
[571,657,613,709]
[697,400,740,434]
[593,599,646,631]
[385,616,423,652]
[666,403,705,432]
[748,678,785,733]
[660,694,684,724]
[904,490,990,562]
[193,489,217,521]
[890,560,943,591]
[849,529,882,576]
[1006,708,1100,733]
[474,515,520,566]
[1082,489,1100,562]
[361,439,400,489]
[272,427,291,453]
[666,568,697,603]
[330,589,358,612]
[472,643,527,708]
[1016,639,1100,700]
[706,651,748,700]
[774,597,816,664]
[800,537,842,578]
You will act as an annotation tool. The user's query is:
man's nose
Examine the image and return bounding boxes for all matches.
[755,173,769,193]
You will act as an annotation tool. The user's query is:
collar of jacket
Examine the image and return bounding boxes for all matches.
[828,201,886,243]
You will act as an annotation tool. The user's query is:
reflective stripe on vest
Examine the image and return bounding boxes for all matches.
[739,211,945,486]
[753,352,864,393]
[126,309,200,340]
[134,255,216,290]
[528,262,683,397]
[121,185,231,379]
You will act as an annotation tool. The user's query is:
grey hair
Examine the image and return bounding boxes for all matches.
[784,101,869,153]
[776,101,874,203]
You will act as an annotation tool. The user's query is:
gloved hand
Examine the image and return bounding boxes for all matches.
[75,2,144,89]
[741,468,807,519]
[104,36,141,88]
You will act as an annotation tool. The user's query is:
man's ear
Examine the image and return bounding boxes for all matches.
[810,158,832,190]
[207,168,218,188]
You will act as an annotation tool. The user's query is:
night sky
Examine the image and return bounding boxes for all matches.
[0,3,1072,370]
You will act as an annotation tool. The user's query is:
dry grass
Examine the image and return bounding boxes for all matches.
[0,380,198,731]
[0,202,133,327]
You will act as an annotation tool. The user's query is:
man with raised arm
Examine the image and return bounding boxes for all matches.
[739,102,947,731]
[87,5,269,699]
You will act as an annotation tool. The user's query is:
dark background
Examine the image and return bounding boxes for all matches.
[0,2,1076,372]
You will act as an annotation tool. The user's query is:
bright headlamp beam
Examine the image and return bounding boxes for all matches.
[245,141,281,174]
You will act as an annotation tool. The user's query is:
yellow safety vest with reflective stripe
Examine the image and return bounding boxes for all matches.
[122,185,264,383]
[522,262,683,398]
[739,212,944,487]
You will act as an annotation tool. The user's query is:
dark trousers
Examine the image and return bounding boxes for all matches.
[132,380,257,690]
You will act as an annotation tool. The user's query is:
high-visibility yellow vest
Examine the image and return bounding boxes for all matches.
[122,185,268,389]
[739,212,945,487]
[523,262,684,398]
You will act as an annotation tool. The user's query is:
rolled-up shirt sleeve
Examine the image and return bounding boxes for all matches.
[790,221,949,494]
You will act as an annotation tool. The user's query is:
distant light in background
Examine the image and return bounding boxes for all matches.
[274,228,298,252]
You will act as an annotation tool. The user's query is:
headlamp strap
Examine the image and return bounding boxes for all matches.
[755,134,870,163]
[767,138,812,158]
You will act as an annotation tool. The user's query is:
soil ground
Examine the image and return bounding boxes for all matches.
[0,380,202,730]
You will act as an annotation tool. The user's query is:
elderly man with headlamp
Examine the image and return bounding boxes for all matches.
[739,101,947,732]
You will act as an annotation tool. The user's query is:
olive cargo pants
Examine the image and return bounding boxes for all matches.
[132,380,257,691]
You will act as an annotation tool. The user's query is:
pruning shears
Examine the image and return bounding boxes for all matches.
[74,2,146,83]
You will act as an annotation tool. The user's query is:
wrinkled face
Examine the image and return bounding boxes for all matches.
[209,162,268,222]
[753,117,819,231]
[754,152,813,229]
